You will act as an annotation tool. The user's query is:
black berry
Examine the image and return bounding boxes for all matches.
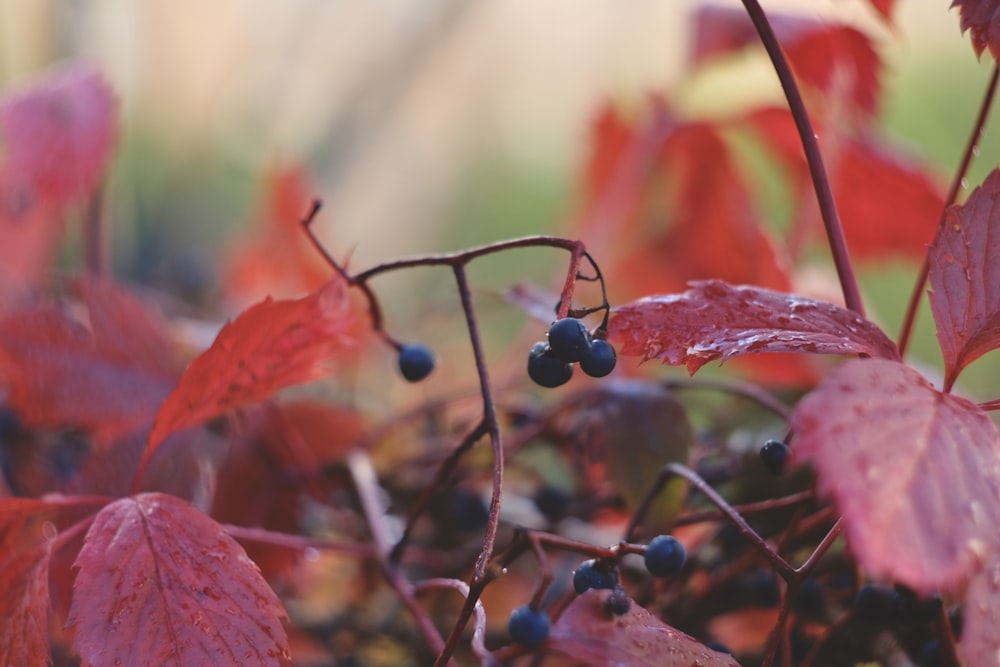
[604,587,631,616]
[572,559,618,594]
[508,604,550,647]
[450,489,489,532]
[897,588,942,625]
[854,584,902,625]
[644,534,686,577]
[580,339,616,377]
[527,342,573,388]
[705,641,732,654]
[760,439,790,476]
[917,640,941,667]
[746,570,781,607]
[546,318,592,363]
[397,343,435,382]
[794,579,826,618]
[534,485,572,520]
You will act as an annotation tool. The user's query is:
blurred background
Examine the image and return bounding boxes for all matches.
[0,0,997,394]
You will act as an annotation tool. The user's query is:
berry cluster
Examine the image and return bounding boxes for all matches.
[527,317,617,388]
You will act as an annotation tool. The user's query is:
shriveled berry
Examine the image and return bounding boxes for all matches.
[572,559,618,594]
[644,534,686,577]
[527,342,573,388]
[604,587,631,616]
[854,584,901,625]
[508,604,550,647]
[760,439,790,476]
[580,339,616,377]
[397,343,435,382]
[547,318,592,363]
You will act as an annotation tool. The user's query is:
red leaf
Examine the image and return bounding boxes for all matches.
[69,493,290,666]
[952,0,1000,61]
[0,66,117,205]
[0,542,52,667]
[144,279,354,459]
[224,165,332,305]
[211,401,365,578]
[961,553,1000,665]
[608,280,899,374]
[929,169,1000,391]
[868,0,896,23]
[547,590,739,667]
[0,168,64,300]
[0,277,180,443]
[744,108,944,260]
[791,359,1000,593]
[691,9,882,114]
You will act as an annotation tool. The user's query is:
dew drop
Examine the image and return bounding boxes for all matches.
[962,177,970,189]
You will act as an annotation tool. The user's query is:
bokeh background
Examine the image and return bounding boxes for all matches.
[0,0,998,395]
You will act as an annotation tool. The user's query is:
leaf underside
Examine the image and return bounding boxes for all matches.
[609,280,899,374]
[791,359,1000,593]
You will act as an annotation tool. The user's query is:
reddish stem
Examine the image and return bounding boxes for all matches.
[898,64,1000,358]
[740,0,864,316]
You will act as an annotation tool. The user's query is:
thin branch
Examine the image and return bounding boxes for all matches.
[740,0,864,316]
[898,64,1000,357]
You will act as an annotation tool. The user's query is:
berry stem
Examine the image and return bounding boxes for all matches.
[661,377,792,419]
[740,0,864,316]
[82,189,108,277]
[222,524,374,558]
[897,63,1000,358]
[414,579,491,663]
[345,451,450,661]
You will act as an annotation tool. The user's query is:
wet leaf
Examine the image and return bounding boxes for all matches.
[929,168,1000,391]
[791,359,1000,593]
[69,493,290,666]
[609,280,899,374]
[952,0,1000,61]
[548,590,740,666]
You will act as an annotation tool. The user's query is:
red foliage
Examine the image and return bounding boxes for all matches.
[143,278,355,462]
[953,0,1000,61]
[791,359,1000,593]
[69,493,290,666]
[548,590,739,666]
[962,553,1000,663]
[224,165,333,305]
[691,8,882,115]
[929,168,1000,391]
[0,277,180,444]
[0,66,117,205]
[609,280,899,374]
[0,542,51,667]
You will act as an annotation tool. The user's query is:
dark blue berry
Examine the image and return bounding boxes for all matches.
[397,343,435,382]
[917,640,941,667]
[508,604,550,647]
[794,579,826,618]
[527,342,573,388]
[547,318,592,363]
[534,485,571,520]
[644,534,686,577]
[746,570,781,607]
[760,439,790,476]
[451,489,489,532]
[705,641,731,654]
[572,559,618,594]
[897,589,942,625]
[604,588,631,616]
[580,339,616,377]
[854,584,901,625]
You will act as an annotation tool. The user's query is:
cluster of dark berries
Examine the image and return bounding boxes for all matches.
[527,317,616,388]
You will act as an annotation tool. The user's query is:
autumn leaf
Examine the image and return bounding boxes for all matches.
[743,108,945,260]
[0,167,64,301]
[952,0,1000,61]
[0,542,52,667]
[547,590,740,667]
[224,165,332,305]
[691,8,882,114]
[69,493,290,667]
[929,168,1000,391]
[0,66,118,205]
[868,0,896,23]
[0,277,180,444]
[608,280,899,374]
[211,401,365,577]
[961,552,1000,666]
[791,359,1000,593]
[143,278,355,465]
